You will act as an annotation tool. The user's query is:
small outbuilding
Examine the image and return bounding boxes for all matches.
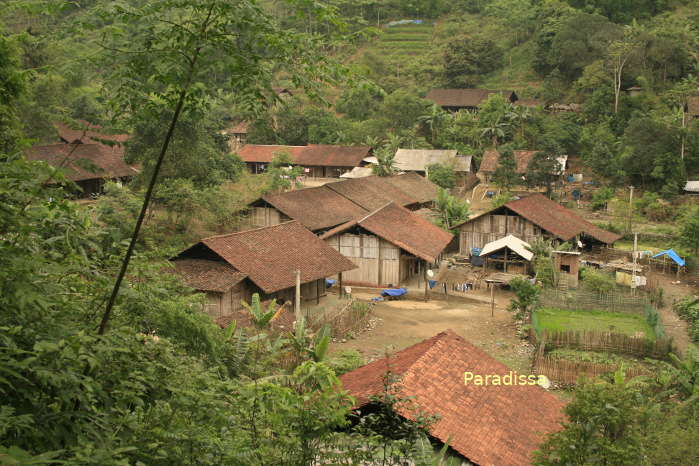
[478,235,533,274]
[392,149,474,176]
[171,221,357,321]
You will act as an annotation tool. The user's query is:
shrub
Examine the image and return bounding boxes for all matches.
[427,163,456,189]
[673,296,699,342]
[328,350,365,376]
[582,269,615,294]
[590,187,614,211]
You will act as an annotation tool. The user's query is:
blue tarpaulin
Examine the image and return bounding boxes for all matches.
[381,288,407,297]
[652,249,685,267]
[428,280,437,289]
[325,279,336,288]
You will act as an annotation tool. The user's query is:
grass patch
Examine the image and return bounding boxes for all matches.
[534,307,655,339]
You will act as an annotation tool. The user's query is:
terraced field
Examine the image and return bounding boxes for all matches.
[374,21,434,60]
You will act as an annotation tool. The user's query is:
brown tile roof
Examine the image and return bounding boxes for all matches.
[54,121,129,145]
[24,143,139,182]
[687,96,699,116]
[504,194,621,244]
[383,172,439,204]
[263,186,369,231]
[189,221,357,293]
[340,330,566,466]
[169,258,247,293]
[321,202,453,263]
[325,176,419,211]
[426,89,516,108]
[239,144,370,167]
[230,121,249,134]
[479,149,538,174]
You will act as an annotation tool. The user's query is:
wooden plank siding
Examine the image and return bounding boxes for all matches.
[248,206,289,229]
[325,233,410,287]
[459,212,546,254]
[203,282,249,321]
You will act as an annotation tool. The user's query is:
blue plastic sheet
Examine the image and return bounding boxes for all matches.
[428,280,437,289]
[381,288,407,297]
[652,249,685,267]
[325,278,336,288]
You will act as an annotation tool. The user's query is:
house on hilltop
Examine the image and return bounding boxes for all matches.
[340,330,566,465]
[456,193,621,255]
[320,202,452,288]
[238,144,372,178]
[426,88,518,112]
[170,221,357,321]
[247,173,438,233]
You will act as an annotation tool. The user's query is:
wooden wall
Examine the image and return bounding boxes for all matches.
[249,206,289,229]
[325,233,406,287]
[459,211,548,254]
[202,282,249,321]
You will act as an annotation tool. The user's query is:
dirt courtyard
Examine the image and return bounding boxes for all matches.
[331,289,534,373]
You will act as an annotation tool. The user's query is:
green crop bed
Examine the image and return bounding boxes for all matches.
[533,308,654,339]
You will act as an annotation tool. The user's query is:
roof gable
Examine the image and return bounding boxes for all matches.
[322,202,453,263]
[190,221,357,293]
[340,330,566,465]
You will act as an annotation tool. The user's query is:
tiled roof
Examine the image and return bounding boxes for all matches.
[169,258,247,293]
[189,221,357,293]
[54,121,129,145]
[24,143,139,182]
[382,172,439,204]
[238,144,370,167]
[263,186,369,231]
[229,121,249,134]
[325,175,418,211]
[322,202,452,263]
[426,89,516,108]
[340,330,566,466]
[505,194,621,244]
[393,149,472,173]
[479,149,539,173]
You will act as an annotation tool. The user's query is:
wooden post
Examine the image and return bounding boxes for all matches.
[424,261,429,302]
[490,282,495,318]
[316,279,320,305]
[504,248,509,273]
[339,272,343,298]
[295,269,301,321]
[631,232,638,295]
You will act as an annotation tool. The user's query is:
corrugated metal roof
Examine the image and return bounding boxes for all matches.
[393,149,472,172]
[479,235,533,261]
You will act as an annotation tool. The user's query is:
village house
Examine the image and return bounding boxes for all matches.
[170,221,357,321]
[426,88,518,112]
[456,193,621,256]
[224,121,249,152]
[24,143,139,198]
[393,148,474,178]
[340,330,566,465]
[477,148,568,183]
[247,173,439,233]
[53,120,130,146]
[238,144,372,178]
[320,202,453,288]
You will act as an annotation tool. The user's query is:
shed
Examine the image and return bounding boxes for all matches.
[553,250,581,288]
[340,330,566,465]
[479,235,533,274]
[171,221,357,320]
[320,202,452,287]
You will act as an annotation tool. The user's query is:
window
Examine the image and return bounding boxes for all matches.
[560,264,570,273]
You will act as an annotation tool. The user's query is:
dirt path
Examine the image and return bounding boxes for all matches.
[654,274,697,355]
[331,291,535,373]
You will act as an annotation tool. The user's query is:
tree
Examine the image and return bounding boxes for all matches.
[444,35,503,86]
[417,104,447,144]
[535,373,646,466]
[680,205,699,254]
[372,146,397,176]
[426,162,456,189]
[492,146,519,190]
[434,188,470,231]
[266,152,303,192]
[606,25,641,114]
[0,31,24,154]
[525,150,561,196]
[508,277,539,322]
[95,0,344,334]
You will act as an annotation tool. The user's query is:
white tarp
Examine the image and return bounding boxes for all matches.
[479,234,534,261]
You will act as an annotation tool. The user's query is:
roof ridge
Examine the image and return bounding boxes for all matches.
[357,201,395,224]
[201,220,299,242]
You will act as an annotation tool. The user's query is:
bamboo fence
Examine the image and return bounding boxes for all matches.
[539,289,650,314]
[533,355,649,386]
[530,329,673,359]
[309,299,373,337]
